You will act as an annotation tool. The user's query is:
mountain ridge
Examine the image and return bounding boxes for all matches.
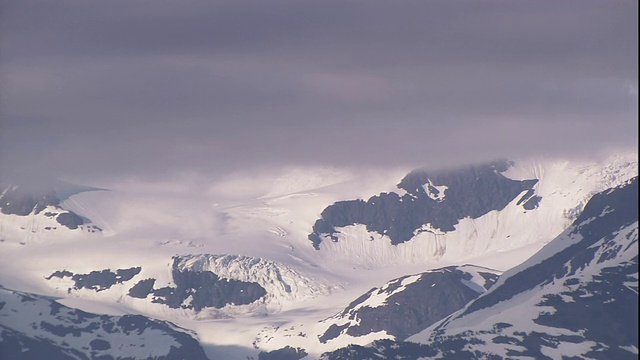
[0,154,637,359]
[320,177,638,360]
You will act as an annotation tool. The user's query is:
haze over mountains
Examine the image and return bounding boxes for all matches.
[1,0,637,358]
[0,153,637,359]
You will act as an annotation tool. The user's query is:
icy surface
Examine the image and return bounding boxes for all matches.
[174,254,338,314]
[0,154,637,359]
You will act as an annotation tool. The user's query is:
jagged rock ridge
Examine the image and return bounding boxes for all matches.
[0,285,209,360]
[309,160,539,249]
[320,177,639,360]
[319,265,499,343]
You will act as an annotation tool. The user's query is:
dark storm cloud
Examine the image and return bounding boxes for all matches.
[1,0,637,184]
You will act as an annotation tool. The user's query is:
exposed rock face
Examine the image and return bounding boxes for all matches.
[318,265,499,343]
[0,186,91,231]
[157,254,334,314]
[258,346,308,360]
[54,212,84,229]
[0,285,210,360]
[309,160,539,249]
[46,267,142,292]
[320,178,639,360]
[152,266,268,311]
[128,278,156,298]
[46,255,312,314]
[130,257,268,311]
[0,187,60,216]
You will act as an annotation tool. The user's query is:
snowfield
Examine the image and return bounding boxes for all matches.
[0,153,637,359]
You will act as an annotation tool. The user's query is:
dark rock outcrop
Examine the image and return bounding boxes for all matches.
[128,278,156,299]
[309,160,539,249]
[46,267,142,292]
[54,212,84,229]
[0,185,92,231]
[134,257,267,311]
[320,178,639,360]
[0,187,59,216]
[319,266,498,343]
[258,346,308,360]
[0,285,210,360]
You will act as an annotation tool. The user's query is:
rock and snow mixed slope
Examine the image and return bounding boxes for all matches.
[255,265,500,358]
[309,160,540,249]
[172,254,337,313]
[309,155,638,269]
[321,177,638,360]
[42,254,338,322]
[317,265,499,343]
[0,184,102,244]
[0,286,209,360]
[0,154,637,359]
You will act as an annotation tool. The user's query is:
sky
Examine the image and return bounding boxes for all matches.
[0,0,638,186]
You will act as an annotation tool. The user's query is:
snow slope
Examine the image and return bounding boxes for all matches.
[321,176,638,360]
[312,154,638,270]
[0,154,637,359]
[0,286,209,360]
[0,184,102,245]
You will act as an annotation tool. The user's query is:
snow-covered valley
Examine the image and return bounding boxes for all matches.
[0,153,637,359]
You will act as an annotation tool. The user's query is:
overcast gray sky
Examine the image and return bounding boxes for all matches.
[1,0,637,185]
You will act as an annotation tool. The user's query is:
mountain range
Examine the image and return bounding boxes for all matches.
[0,153,637,359]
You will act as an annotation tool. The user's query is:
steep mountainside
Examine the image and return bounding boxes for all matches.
[0,286,209,360]
[321,177,638,360]
[318,265,499,343]
[310,160,539,249]
[258,265,500,358]
[0,155,637,359]
[308,155,638,269]
[0,184,102,243]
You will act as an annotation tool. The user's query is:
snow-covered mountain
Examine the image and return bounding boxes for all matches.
[321,176,638,359]
[0,154,637,359]
[256,265,500,359]
[317,265,499,343]
[0,286,209,359]
[41,253,338,324]
[309,160,540,249]
[0,183,103,244]
[309,155,638,269]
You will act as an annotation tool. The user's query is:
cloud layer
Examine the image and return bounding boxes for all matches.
[1,0,637,185]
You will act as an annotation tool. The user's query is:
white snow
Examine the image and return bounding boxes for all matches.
[350,274,422,310]
[174,254,339,314]
[0,287,183,359]
[620,345,639,354]
[407,218,638,359]
[0,154,637,359]
[422,179,448,202]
